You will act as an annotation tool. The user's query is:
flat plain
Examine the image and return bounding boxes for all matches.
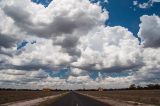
[0,90,62,104]
[79,90,160,106]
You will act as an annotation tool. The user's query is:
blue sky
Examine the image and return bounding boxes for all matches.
[105,0,160,36]
[32,0,53,7]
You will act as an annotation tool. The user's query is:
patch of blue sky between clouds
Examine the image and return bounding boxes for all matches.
[31,0,53,7]
[105,0,160,36]
[17,40,36,50]
[90,0,108,4]
[51,69,69,78]
[17,40,28,50]
[89,71,130,80]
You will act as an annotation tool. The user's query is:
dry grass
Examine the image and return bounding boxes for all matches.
[79,90,160,106]
[0,91,62,104]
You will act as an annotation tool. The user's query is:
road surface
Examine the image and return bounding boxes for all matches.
[50,92,111,106]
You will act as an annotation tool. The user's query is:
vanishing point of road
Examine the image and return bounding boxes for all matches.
[50,92,111,106]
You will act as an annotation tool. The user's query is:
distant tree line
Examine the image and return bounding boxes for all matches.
[0,88,69,91]
[0,84,160,91]
[76,84,160,91]
[0,88,40,91]
[128,84,160,90]
[107,84,160,91]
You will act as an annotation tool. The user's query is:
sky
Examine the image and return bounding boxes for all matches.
[0,0,160,90]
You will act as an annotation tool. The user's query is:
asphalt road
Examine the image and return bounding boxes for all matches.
[50,92,111,106]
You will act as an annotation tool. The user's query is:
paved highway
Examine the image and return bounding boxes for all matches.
[50,92,111,106]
